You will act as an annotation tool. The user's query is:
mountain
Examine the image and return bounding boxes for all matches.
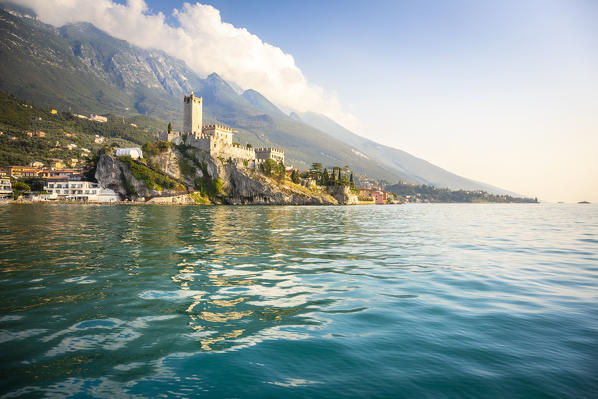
[298,112,517,195]
[0,8,401,178]
[241,89,286,118]
[0,6,515,194]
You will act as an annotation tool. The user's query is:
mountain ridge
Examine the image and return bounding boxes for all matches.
[0,6,518,195]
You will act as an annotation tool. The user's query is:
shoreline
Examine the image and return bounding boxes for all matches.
[1,199,547,206]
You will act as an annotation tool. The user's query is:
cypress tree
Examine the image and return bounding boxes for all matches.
[167,122,172,133]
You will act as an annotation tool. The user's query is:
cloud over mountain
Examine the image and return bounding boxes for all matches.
[15,0,360,130]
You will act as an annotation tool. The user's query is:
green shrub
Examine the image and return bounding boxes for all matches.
[142,141,171,157]
[118,156,185,192]
[179,158,195,177]
[12,181,30,192]
[259,158,285,180]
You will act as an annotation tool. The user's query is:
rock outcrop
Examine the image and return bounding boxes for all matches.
[222,164,336,205]
[327,186,359,205]
[95,144,339,205]
[95,153,187,201]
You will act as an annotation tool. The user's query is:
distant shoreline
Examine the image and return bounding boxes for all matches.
[1,199,551,206]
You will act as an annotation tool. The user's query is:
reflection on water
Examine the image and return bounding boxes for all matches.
[1,204,598,397]
[168,206,328,352]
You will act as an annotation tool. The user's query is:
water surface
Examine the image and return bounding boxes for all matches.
[1,204,597,398]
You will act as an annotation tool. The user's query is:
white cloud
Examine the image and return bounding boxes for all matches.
[15,0,361,130]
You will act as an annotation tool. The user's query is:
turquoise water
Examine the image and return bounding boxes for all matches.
[1,204,597,398]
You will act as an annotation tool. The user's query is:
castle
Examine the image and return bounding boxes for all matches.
[159,93,284,166]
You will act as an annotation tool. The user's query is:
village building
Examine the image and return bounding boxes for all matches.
[0,174,12,198]
[159,93,284,165]
[359,187,389,204]
[1,166,83,181]
[44,180,119,202]
[369,188,389,204]
[90,114,108,123]
[2,166,42,178]
[26,130,46,137]
[116,147,143,159]
[49,159,66,169]
[39,169,83,181]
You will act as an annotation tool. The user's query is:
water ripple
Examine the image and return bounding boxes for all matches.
[1,203,597,397]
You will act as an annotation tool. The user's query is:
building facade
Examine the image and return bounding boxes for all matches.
[0,175,12,198]
[116,148,143,159]
[44,181,120,202]
[255,148,284,164]
[2,166,42,178]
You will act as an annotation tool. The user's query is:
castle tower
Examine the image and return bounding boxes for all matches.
[183,92,202,136]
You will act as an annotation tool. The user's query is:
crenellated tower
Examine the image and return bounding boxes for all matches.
[183,92,202,136]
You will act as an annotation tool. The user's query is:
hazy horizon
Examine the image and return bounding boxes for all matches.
[12,0,598,202]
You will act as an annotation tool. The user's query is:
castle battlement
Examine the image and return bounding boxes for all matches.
[255,147,284,153]
[161,93,284,166]
[184,92,202,104]
[202,124,232,132]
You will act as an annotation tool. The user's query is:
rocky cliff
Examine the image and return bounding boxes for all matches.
[95,144,340,205]
[95,152,186,201]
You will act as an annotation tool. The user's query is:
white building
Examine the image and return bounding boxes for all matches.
[90,114,108,123]
[0,175,12,198]
[44,181,120,202]
[116,147,143,159]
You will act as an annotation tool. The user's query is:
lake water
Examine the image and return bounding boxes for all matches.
[1,203,597,398]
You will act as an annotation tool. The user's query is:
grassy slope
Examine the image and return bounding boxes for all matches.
[0,91,161,167]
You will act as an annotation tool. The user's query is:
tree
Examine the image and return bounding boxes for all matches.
[12,181,30,192]
[309,162,323,183]
[260,158,284,179]
[350,172,355,187]
[12,181,30,199]
[322,168,330,186]
[246,143,252,148]
[291,169,300,184]
[277,161,286,180]
[167,122,172,133]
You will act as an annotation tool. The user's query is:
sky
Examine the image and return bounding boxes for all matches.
[15,0,598,202]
